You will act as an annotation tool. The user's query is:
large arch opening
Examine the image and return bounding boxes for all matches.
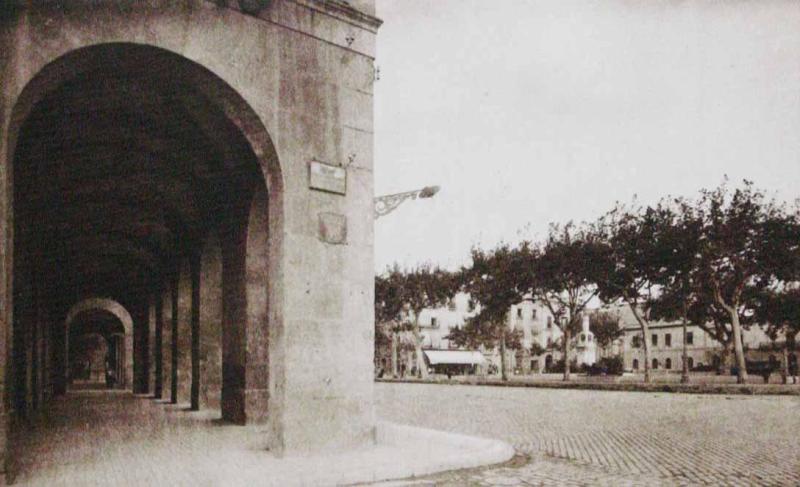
[64,298,133,391]
[7,43,283,436]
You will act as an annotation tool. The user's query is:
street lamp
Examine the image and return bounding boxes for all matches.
[373,185,440,219]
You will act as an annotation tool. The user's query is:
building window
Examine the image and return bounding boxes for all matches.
[652,334,658,346]
[632,335,641,348]
[665,333,672,347]
[581,334,586,343]
[547,316,552,329]
[531,308,537,319]
[687,332,693,345]
[652,358,659,370]
[665,358,672,369]
[632,359,639,370]
[547,337,553,347]
[430,317,438,328]
[517,308,523,319]
[688,357,694,369]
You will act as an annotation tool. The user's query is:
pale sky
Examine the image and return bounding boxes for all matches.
[373,0,800,272]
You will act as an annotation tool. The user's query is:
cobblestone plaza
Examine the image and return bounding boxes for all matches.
[5,382,798,485]
[376,383,800,486]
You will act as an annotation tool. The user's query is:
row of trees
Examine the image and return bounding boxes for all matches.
[375,181,800,384]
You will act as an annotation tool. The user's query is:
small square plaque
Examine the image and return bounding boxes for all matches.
[318,213,347,244]
[309,160,346,195]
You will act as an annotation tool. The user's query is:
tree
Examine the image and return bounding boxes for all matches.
[693,181,800,383]
[527,223,605,381]
[594,203,670,383]
[375,265,458,379]
[375,268,405,378]
[453,243,530,381]
[589,310,623,357]
[755,288,800,383]
[647,197,703,383]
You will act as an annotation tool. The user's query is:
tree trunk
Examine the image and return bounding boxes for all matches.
[717,341,730,376]
[628,303,651,383]
[681,315,689,384]
[728,310,748,384]
[641,325,651,383]
[411,316,428,380]
[391,331,399,378]
[562,327,571,381]
[781,343,789,385]
[500,331,508,382]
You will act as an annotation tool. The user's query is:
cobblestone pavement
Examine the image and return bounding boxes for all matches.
[375,382,800,486]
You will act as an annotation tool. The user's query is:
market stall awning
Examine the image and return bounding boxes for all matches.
[423,350,486,366]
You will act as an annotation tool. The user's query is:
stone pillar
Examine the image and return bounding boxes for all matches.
[221,219,247,423]
[170,276,179,404]
[124,320,134,392]
[162,284,173,403]
[154,293,164,399]
[42,314,51,401]
[244,185,269,422]
[221,185,269,424]
[31,308,40,411]
[133,304,150,394]
[176,260,192,405]
[199,233,223,412]
[148,297,157,395]
[191,257,200,411]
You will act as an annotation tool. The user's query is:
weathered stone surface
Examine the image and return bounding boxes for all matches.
[318,212,348,244]
[176,260,193,405]
[199,233,223,411]
[1,0,379,476]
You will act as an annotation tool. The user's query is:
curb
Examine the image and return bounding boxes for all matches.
[375,421,516,476]
[376,378,800,396]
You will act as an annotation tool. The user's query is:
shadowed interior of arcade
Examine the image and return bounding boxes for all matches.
[8,44,275,478]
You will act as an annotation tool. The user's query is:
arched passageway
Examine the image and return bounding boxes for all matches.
[1,2,380,481]
[8,43,280,441]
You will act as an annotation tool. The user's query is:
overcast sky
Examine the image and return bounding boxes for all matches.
[373,0,800,272]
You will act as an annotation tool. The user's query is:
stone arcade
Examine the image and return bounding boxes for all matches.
[0,1,380,481]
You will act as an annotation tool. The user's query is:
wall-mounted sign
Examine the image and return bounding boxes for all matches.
[309,160,346,195]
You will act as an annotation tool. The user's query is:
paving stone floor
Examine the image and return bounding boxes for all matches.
[9,384,800,486]
[374,382,800,486]
[10,391,268,486]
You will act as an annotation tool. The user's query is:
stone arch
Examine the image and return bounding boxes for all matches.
[6,42,285,424]
[6,42,284,209]
[64,298,134,390]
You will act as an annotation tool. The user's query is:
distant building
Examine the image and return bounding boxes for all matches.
[380,294,796,377]
[611,305,786,373]
[410,293,597,375]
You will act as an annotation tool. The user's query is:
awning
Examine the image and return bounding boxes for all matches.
[423,350,486,366]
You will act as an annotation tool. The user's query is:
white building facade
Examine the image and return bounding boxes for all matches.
[413,294,597,375]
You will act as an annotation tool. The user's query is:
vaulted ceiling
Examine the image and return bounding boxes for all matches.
[14,54,261,313]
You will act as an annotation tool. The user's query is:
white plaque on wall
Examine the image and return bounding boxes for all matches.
[309,160,346,195]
